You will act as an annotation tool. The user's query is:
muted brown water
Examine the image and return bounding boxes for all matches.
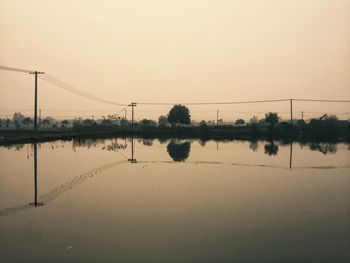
[0,138,349,262]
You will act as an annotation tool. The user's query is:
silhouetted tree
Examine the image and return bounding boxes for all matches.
[73,118,83,129]
[249,116,259,131]
[167,105,191,125]
[167,140,191,161]
[265,112,279,127]
[62,120,70,128]
[13,112,25,121]
[22,117,33,128]
[158,115,169,126]
[42,118,51,127]
[120,119,128,127]
[140,119,157,127]
[83,118,96,127]
[14,120,20,129]
[297,119,306,127]
[235,119,245,125]
[199,120,209,131]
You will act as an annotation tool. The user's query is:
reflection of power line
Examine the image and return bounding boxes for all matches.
[0,160,127,217]
[136,160,350,170]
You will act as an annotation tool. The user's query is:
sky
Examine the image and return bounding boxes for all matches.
[0,0,349,121]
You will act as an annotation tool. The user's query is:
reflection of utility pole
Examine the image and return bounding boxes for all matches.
[290,99,293,125]
[30,143,43,207]
[289,142,293,169]
[29,71,44,132]
[128,137,137,163]
[129,102,137,128]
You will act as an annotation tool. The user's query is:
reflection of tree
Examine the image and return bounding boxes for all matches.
[103,141,127,151]
[142,139,153,146]
[308,143,337,155]
[157,138,168,144]
[3,144,24,151]
[264,142,279,156]
[249,141,258,152]
[198,139,208,147]
[167,140,191,162]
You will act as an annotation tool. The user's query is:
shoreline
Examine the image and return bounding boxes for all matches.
[1,127,349,145]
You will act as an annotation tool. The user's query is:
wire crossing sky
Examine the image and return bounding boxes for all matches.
[1,65,350,107]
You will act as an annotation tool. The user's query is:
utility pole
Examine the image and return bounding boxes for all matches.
[129,102,137,128]
[301,111,304,120]
[290,99,293,125]
[124,109,127,120]
[29,71,44,132]
[216,110,219,126]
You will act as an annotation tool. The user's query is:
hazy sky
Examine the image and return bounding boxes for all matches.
[0,0,349,121]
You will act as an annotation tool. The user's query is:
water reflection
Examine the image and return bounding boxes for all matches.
[29,143,43,207]
[2,139,350,218]
[249,140,258,152]
[308,142,337,154]
[166,140,191,162]
[264,141,279,156]
[128,137,137,163]
[0,152,126,217]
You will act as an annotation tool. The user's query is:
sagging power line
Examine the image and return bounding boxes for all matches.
[1,65,350,125]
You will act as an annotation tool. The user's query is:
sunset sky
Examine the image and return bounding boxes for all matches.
[1,0,349,121]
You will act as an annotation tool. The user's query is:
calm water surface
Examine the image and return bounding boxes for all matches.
[0,138,349,262]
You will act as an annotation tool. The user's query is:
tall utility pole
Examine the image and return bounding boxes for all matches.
[124,109,127,120]
[301,111,304,120]
[290,99,293,125]
[129,102,137,128]
[29,71,44,132]
[216,110,219,126]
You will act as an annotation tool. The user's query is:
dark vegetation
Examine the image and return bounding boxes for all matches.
[0,108,349,145]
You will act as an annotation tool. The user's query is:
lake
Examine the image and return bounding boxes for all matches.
[0,138,349,262]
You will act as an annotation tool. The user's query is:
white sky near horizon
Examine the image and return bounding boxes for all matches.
[0,0,349,121]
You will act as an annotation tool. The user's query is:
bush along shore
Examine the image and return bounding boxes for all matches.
[0,119,349,145]
[1,107,349,145]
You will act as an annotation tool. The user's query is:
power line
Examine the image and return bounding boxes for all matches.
[2,66,350,105]
[137,99,290,106]
[0,65,33,73]
[294,99,350,103]
[39,74,128,106]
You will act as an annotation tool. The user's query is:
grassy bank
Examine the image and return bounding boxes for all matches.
[1,122,349,145]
